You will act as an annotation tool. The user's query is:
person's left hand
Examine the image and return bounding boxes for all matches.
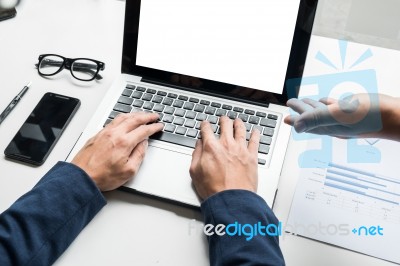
[72,112,163,191]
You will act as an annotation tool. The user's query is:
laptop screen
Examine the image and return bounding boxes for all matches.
[122,0,317,106]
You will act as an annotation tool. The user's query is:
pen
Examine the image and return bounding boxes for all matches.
[0,82,32,125]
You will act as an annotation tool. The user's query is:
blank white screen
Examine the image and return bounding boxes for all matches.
[136,0,300,94]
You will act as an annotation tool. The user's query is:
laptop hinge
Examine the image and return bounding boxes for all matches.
[140,78,270,108]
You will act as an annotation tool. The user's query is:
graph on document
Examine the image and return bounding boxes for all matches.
[302,160,400,224]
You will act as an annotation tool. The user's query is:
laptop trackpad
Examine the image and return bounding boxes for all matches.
[122,145,201,207]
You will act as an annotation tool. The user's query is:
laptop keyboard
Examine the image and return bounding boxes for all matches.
[104,84,280,166]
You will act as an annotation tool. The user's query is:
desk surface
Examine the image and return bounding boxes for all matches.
[0,1,399,265]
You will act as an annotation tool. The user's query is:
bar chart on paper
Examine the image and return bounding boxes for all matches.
[287,138,400,263]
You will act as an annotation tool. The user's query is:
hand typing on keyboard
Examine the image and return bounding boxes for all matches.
[189,116,261,200]
[72,113,163,191]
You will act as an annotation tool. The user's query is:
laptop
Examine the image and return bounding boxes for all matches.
[67,0,317,208]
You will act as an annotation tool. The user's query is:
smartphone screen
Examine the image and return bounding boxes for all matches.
[4,93,80,166]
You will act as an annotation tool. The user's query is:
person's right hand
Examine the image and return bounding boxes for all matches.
[284,93,383,138]
[72,112,163,192]
[189,117,261,200]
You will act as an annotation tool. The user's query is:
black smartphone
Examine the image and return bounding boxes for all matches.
[0,7,17,21]
[4,93,80,166]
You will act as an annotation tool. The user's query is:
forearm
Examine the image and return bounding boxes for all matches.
[0,162,106,266]
[201,190,285,266]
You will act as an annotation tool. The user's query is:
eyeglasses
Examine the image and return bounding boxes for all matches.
[36,54,105,81]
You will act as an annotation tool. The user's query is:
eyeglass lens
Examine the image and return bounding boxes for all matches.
[71,59,98,81]
[38,55,64,75]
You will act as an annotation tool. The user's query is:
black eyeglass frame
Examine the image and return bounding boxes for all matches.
[36,54,105,81]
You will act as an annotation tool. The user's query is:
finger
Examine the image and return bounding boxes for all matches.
[200,121,216,145]
[119,112,160,133]
[126,122,164,147]
[233,118,246,145]
[190,139,203,178]
[109,113,131,127]
[248,129,261,154]
[302,98,326,108]
[320,97,338,105]
[127,139,149,176]
[294,108,341,133]
[284,114,300,126]
[219,116,234,141]
[287,98,314,114]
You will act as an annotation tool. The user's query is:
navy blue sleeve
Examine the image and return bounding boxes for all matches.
[201,190,285,266]
[0,162,106,266]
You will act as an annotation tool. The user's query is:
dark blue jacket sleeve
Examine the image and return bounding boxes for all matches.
[201,190,285,266]
[0,162,106,266]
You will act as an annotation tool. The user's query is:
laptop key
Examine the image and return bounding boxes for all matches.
[126,84,136,90]
[258,158,267,165]
[104,119,112,127]
[136,86,146,92]
[147,88,156,94]
[164,124,176,133]
[185,111,197,119]
[162,98,174,106]
[205,106,216,115]
[173,100,184,108]
[222,104,232,110]
[118,96,133,105]
[157,112,164,121]
[122,89,133,97]
[114,103,132,113]
[142,93,153,101]
[200,100,210,105]
[132,100,144,108]
[168,93,178,99]
[195,121,202,129]
[233,107,244,113]
[143,102,154,110]
[268,114,278,120]
[249,116,260,125]
[173,117,185,126]
[175,109,186,117]
[109,111,121,119]
[186,129,198,138]
[207,115,218,124]
[194,104,206,112]
[184,102,195,110]
[163,114,174,123]
[216,109,227,117]
[256,111,267,118]
[175,126,187,135]
[151,131,197,149]
[258,144,270,155]
[131,108,143,113]
[189,97,199,103]
[245,109,256,115]
[178,95,189,101]
[164,106,175,114]
[185,119,196,128]
[227,111,238,119]
[211,124,218,133]
[245,123,252,132]
[152,95,163,103]
[260,136,272,145]
[196,113,207,121]
[260,118,277,128]
[131,91,143,99]
[238,113,249,122]
[211,102,222,108]
[157,91,167,96]
[153,104,165,112]
[263,128,274,137]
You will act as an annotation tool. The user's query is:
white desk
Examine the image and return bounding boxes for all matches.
[0,1,398,265]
